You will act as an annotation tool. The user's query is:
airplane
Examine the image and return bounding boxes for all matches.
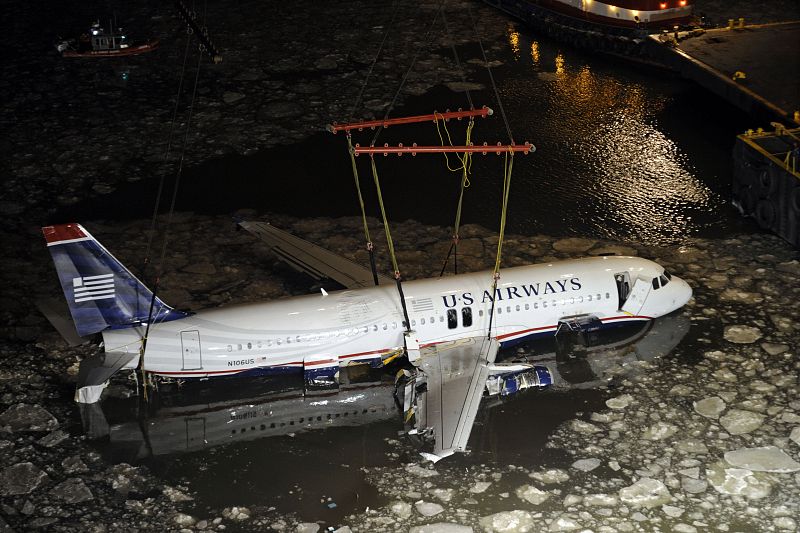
[42,220,692,459]
[80,314,689,463]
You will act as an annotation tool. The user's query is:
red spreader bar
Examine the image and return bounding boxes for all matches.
[352,142,535,156]
[327,107,493,134]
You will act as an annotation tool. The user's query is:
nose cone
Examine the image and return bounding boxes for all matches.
[674,276,693,308]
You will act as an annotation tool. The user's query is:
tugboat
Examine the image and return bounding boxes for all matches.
[56,21,159,58]
[485,0,696,59]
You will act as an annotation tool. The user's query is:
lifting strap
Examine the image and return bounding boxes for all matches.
[347,135,380,286]
[487,150,515,339]
[369,156,412,332]
[437,115,475,276]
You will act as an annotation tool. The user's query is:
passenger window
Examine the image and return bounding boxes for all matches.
[237,344,243,350]
[525,304,529,310]
[227,345,232,352]
[506,306,511,313]
[605,292,610,299]
[383,323,387,330]
[588,294,592,301]
[411,320,416,327]
[447,309,457,329]
[597,294,601,300]
[478,310,484,317]
[430,316,435,324]
[462,307,473,327]
[516,305,520,312]
[420,318,426,325]
[534,302,538,309]
[247,342,252,349]
[543,301,547,308]
[497,307,502,314]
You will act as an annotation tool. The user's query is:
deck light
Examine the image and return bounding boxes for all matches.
[660,2,667,8]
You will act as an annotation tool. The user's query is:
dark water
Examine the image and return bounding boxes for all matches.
[56,23,762,246]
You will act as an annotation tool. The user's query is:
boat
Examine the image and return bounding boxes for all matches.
[56,21,159,58]
[485,0,696,57]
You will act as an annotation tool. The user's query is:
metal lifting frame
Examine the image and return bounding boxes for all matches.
[328,107,493,134]
[353,142,535,156]
[176,0,223,63]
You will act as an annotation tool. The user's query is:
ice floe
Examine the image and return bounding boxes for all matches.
[724,446,800,473]
[479,510,535,533]
[693,396,726,418]
[515,484,550,505]
[723,325,762,344]
[719,409,765,435]
[618,478,672,508]
[707,462,772,499]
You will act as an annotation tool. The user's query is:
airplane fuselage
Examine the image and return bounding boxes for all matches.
[104,256,692,378]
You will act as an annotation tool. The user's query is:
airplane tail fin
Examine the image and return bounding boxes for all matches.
[42,223,188,337]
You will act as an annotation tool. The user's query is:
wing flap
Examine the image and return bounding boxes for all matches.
[416,337,499,459]
[237,221,391,289]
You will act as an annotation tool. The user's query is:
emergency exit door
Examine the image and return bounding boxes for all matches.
[180,330,202,370]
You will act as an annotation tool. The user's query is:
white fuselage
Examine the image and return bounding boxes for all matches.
[103,256,691,378]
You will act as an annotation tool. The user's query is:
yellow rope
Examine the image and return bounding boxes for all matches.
[434,113,474,179]
[347,136,373,246]
[370,156,401,276]
[493,150,514,276]
[486,150,514,339]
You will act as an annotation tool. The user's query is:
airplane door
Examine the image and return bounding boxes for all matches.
[184,417,206,451]
[180,330,202,370]
[621,279,651,316]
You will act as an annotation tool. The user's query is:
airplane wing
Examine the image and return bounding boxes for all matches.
[237,220,392,289]
[413,336,500,460]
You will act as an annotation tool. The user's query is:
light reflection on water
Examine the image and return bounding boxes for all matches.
[472,25,735,245]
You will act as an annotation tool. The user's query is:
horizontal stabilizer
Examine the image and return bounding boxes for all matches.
[36,297,90,346]
[237,220,392,289]
[77,352,137,388]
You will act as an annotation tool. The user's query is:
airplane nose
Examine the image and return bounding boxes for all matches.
[675,276,692,306]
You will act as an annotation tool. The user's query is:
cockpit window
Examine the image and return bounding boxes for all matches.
[652,278,660,290]
[663,270,672,281]
[659,274,669,286]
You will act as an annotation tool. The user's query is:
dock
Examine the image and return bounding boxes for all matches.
[732,126,800,247]
[647,21,800,125]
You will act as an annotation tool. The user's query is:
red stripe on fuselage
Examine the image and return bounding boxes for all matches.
[42,223,87,244]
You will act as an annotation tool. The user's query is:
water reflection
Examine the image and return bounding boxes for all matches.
[508,25,521,60]
[516,312,691,388]
[83,369,396,460]
[80,314,689,520]
[495,28,724,244]
[475,313,691,459]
